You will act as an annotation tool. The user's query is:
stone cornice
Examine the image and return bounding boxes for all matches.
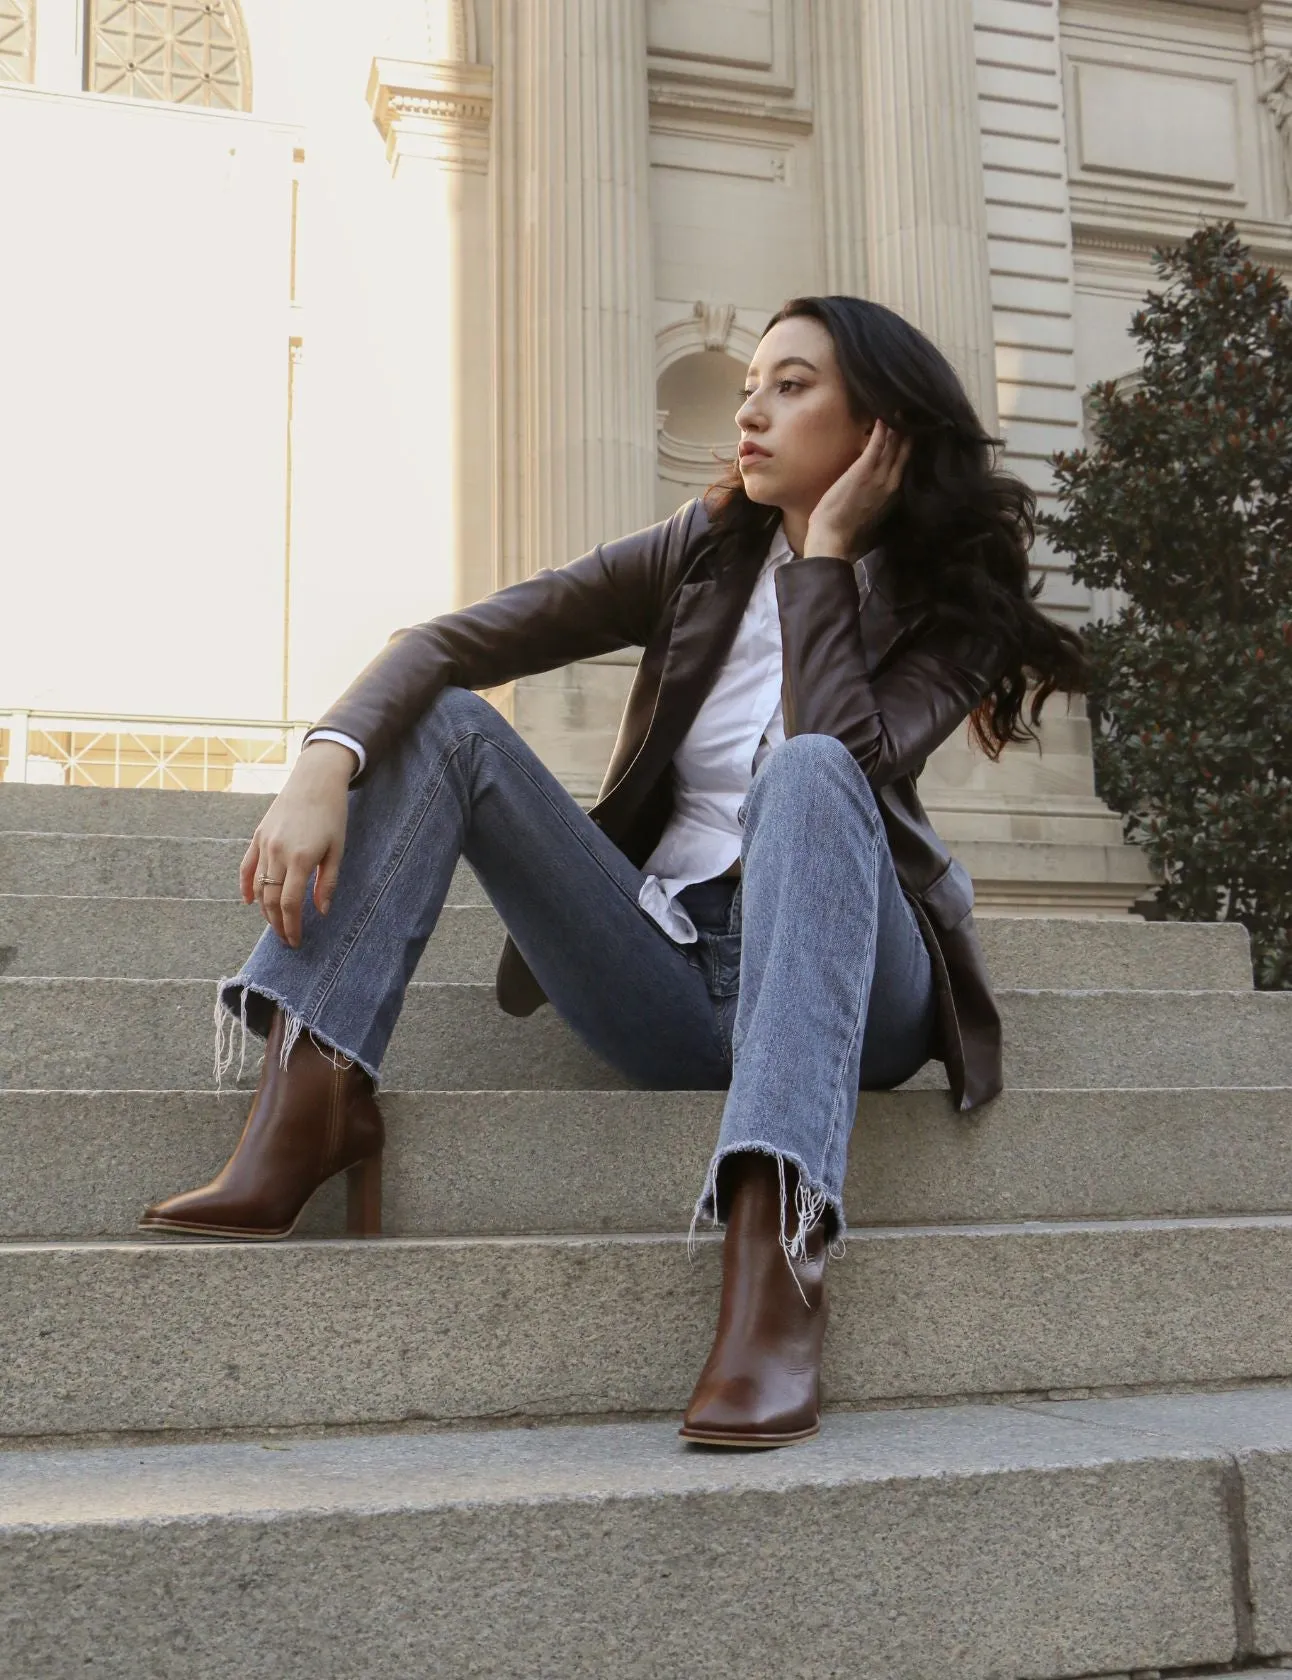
[647,86,813,135]
[366,56,493,175]
[1072,201,1292,268]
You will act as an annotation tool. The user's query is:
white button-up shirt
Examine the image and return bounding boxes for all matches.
[308,517,847,948]
[634,518,797,941]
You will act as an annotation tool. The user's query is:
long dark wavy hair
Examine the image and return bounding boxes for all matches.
[702,295,1088,757]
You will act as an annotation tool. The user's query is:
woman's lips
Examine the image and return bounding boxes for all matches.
[739,445,772,463]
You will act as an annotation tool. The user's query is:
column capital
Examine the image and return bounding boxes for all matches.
[366,56,493,176]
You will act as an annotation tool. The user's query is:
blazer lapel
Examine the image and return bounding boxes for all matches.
[593,551,764,821]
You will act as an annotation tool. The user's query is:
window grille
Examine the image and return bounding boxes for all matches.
[0,0,35,84]
[85,0,251,110]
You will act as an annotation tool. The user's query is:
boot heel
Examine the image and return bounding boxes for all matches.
[346,1153,383,1237]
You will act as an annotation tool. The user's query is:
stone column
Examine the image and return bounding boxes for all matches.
[859,0,999,434]
[812,0,868,296]
[491,0,657,588]
[367,49,495,610]
[1257,2,1292,220]
[486,0,657,791]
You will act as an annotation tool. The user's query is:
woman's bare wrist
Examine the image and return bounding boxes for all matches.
[296,739,359,781]
[802,524,850,558]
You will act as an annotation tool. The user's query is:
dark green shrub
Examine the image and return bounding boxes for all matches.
[1040,221,1291,988]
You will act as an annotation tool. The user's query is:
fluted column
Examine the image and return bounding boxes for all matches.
[492,0,657,587]
[366,46,495,609]
[812,0,869,296]
[1258,2,1292,219]
[860,0,999,434]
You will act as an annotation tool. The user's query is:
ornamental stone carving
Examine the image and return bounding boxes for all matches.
[366,56,493,175]
[692,300,737,352]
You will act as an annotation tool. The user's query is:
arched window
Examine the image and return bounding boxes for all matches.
[85,0,251,110]
[0,0,35,84]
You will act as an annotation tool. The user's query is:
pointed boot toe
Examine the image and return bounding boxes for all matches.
[679,1370,821,1448]
[138,1008,385,1241]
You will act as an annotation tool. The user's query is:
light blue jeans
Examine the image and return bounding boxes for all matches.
[217,686,937,1266]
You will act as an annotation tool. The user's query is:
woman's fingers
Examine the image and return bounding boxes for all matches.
[252,844,286,940]
[239,835,261,904]
[258,876,285,943]
[314,842,343,918]
[278,856,312,949]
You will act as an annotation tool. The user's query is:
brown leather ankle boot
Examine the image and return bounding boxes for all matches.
[138,1007,385,1240]
[679,1152,829,1448]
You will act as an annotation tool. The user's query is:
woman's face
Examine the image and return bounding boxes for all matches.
[734,316,874,519]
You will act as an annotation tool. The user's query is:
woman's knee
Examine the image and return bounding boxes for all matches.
[744,733,876,819]
[416,684,500,745]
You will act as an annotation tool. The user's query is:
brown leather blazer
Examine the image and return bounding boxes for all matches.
[312,495,1005,1110]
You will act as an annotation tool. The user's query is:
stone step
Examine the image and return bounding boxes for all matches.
[1,826,1158,927]
[0,831,488,903]
[8,1386,1285,1680]
[2,976,1289,1092]
[0,896,495,982]
[4,1087,1291,1241]
[935,837,1156,889]
[0,782,274,838]
[8,1385,1289,1680]
[6,1215,1292,1437]
[0,889,1256,989]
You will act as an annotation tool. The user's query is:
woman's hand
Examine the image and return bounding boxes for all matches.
[239,741,354,948]
[804,418,913,558]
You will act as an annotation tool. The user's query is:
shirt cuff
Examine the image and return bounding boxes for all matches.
[302,729,366,779]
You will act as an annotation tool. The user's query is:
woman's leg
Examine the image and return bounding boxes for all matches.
[679,732,936,1447]
[217,684,729,1092]
[687,731,937,1264]
[144,686,728,1238]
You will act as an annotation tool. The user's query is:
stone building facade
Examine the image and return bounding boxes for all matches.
[2,0,1290,911]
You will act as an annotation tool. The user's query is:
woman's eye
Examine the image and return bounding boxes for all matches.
[737,380,800,399]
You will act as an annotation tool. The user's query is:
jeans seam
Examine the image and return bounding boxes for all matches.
[303,730,469,1022]
[819,819,882,1177]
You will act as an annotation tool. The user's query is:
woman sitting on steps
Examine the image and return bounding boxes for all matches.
[138,294,1086,1450]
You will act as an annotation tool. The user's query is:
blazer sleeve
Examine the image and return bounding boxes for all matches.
[774,554,999,788]
[306,499,703,786]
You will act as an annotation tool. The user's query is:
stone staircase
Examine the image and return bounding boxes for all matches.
[3,781,1292,1679]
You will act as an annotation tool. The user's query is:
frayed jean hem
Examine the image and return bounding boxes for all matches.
[686,1141,848,1306]
[213,975,382,1093]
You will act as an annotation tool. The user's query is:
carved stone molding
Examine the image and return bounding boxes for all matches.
[646,0,813,130]
[1072,203,1292,267]
[657,426,736,478]
[655,307,760,375]
[692,300,736,351]
[366,56,493,175]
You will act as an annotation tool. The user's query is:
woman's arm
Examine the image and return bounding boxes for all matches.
[775,555,998,787]
[309,498,703,786]
[244,498,703,945]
